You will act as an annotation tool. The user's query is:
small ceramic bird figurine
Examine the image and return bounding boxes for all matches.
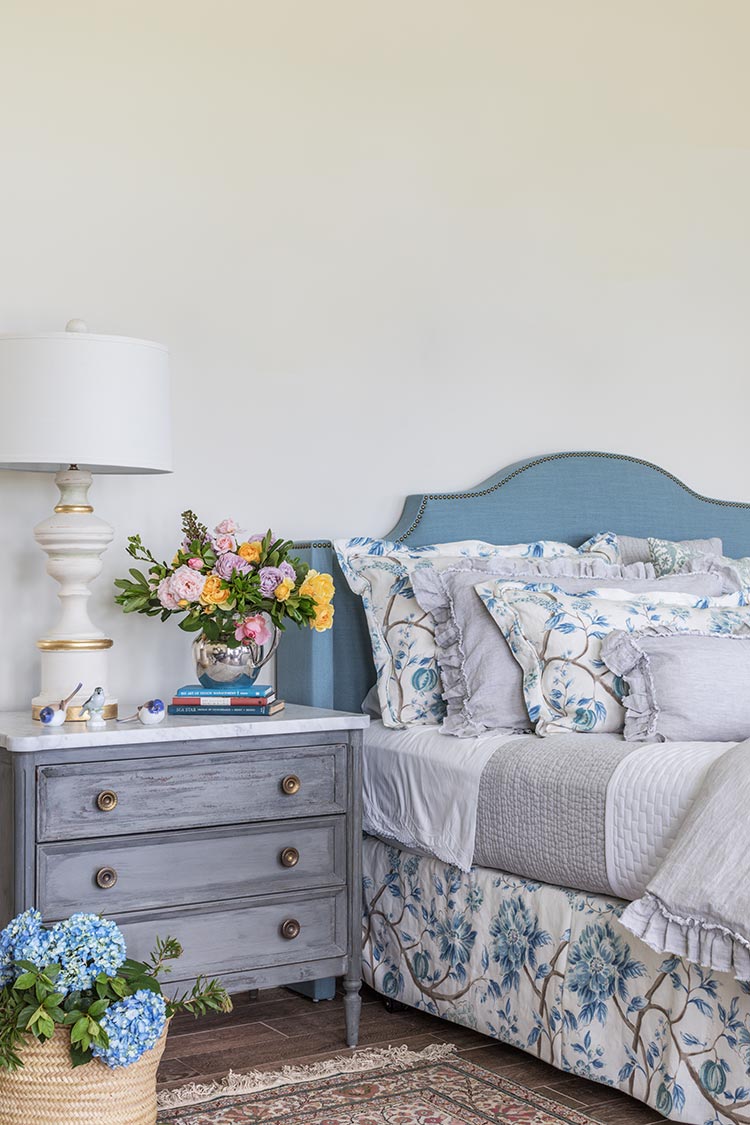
[80,686,107,728]
[39,682,83,727]
[118,699,166,726]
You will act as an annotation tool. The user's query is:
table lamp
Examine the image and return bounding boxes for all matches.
[0,320,172,720]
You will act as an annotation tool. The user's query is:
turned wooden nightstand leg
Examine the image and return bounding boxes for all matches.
[344,973,362,1047]
[345,730,364,1047]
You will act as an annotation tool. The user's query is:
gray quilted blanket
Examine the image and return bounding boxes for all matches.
[474,734,634,895]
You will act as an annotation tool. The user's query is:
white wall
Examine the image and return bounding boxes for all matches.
[1,1,749,708]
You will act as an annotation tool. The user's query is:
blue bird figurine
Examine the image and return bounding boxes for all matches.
[118,699,166,726]
[39,682,83,727]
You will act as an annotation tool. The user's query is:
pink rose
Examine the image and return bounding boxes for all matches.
[214,519,237,536]
[213,533,237,555]
[169,564,206,603]
[187,557,204,570]
[234,614,272,646]
[157,576,181,610]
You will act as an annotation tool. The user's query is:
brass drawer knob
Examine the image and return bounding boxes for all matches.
[281,774,301,795]
[96,867,118,890]
[281,918,301,940]
[280,847,300,868]
[96,790,118,812]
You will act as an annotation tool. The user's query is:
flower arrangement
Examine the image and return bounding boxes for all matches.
[0,909,231,1071]
[114,513,334,645]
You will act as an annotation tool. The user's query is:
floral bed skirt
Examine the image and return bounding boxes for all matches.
[362,835,750,1125]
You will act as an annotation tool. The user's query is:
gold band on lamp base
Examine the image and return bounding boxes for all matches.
[36,638,113,651]
[32,702,119,722]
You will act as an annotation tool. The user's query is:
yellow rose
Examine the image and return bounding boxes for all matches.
[200,575,230,606]
[311,602,334,631]
[238,541,262,564]
[275,577,295,602]
[300,571,335,605]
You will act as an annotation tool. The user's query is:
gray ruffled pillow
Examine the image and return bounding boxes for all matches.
[602,629,750,742]
[413,561,739,738]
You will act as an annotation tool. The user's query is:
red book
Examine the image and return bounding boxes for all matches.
[171,694,276,707]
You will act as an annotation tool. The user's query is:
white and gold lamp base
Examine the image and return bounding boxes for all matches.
[31,467,118,721]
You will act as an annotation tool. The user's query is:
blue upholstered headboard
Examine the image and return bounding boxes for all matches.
[277,451,750,714]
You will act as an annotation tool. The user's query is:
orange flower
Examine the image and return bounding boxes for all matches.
[310,602,334,631]
[238,541,262,564]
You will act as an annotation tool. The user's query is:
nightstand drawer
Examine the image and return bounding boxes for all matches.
[118,888,347,980]
[37,746,347,841]
[37,816,346,917]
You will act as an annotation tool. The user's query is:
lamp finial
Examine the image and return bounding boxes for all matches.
[65,318,88,333]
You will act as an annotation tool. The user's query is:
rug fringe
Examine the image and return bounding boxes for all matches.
[157,1042,458,1110]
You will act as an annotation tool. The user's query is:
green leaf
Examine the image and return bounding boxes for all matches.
[70,1016,89,1044]
[70,1044,93,1068]
[87,998,109,1019]
[12,973,36,990]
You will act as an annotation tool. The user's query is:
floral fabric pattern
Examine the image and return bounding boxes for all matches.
[334,534,621,729]
[362,835,750,1124]
[474,583,750,735]
[650,538,750,589]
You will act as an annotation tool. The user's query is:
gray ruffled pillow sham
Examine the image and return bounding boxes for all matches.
[602,629,750,743]
[412,560,739,738]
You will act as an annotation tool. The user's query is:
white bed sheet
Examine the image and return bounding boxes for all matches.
[362,720,504,869]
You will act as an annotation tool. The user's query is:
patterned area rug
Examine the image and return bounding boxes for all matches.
[157,1044,595,1124]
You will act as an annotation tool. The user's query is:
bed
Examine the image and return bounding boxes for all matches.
[278,451,750,1125]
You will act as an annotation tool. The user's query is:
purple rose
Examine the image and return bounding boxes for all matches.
[214,552,251,580]
[259,566,284,596]
[279,561,296,583]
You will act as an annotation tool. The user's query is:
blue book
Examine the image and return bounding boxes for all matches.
[175,683,274,698]
[168,701,285,717]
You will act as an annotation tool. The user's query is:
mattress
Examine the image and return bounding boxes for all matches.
[362,720,734,899]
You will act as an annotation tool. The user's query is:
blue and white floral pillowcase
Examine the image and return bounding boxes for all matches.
[474,581,750,737]
[334,533,621,729]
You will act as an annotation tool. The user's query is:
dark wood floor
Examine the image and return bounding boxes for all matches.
[158,983,663,1123]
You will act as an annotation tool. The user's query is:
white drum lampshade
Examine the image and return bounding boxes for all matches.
[0,321,172,720]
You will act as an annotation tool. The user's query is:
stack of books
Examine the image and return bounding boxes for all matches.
[168,684,285,717]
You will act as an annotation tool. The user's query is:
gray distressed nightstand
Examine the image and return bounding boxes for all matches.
[0,705,368,1046]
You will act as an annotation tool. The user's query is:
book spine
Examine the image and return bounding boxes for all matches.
[172,696,275,707]
[175,684,273,698]
[168,704,284,716]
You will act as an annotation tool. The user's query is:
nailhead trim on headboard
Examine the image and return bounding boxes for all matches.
[394,451,750,543]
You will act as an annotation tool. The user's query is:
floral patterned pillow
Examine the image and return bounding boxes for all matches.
[474,581,750,736]
[334,533,621,729]
[649,536,750,587]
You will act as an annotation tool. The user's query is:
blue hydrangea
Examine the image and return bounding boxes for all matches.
[0,909,53,985]
[91,990,167,1068]
[46,913,127,993]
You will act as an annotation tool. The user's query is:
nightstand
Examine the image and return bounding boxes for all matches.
[0,705,368,1047]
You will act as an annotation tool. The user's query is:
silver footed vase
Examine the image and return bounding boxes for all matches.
[192,629,280,689]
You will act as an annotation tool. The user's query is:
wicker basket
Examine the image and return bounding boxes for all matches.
[0,1023,169,1125]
